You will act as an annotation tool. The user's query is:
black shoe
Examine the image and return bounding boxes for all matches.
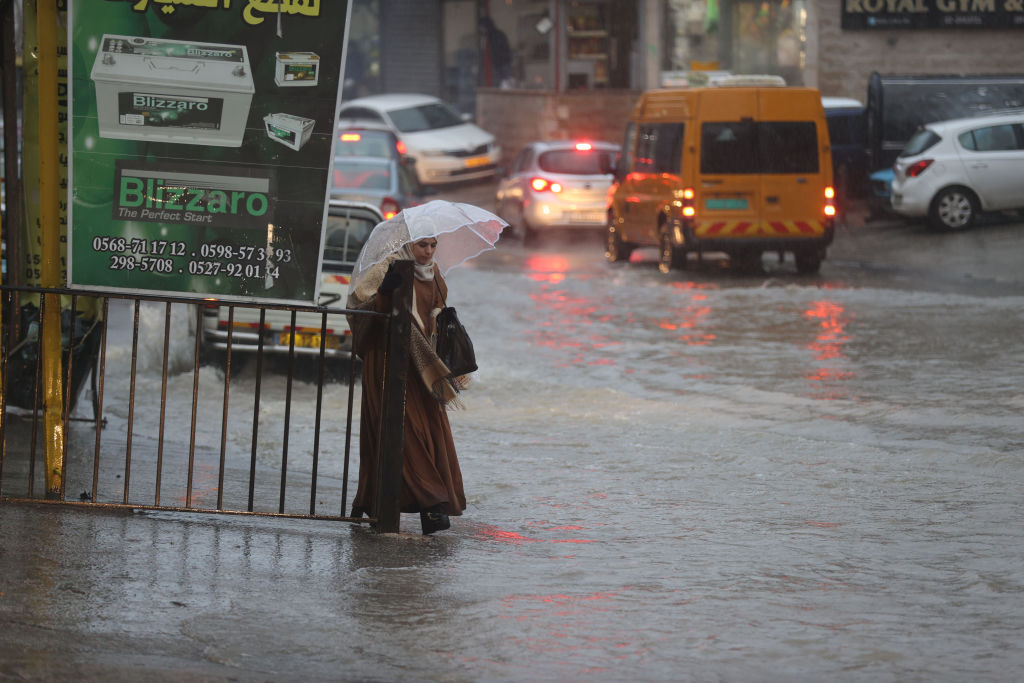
[420,508,451,535]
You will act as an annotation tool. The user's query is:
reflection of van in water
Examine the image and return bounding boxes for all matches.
[607,85,836,274]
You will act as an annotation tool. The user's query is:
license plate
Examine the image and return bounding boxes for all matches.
[464,155,490,168]
[705,197,749,210]
[569,211,604,223]
[279,332,340,349]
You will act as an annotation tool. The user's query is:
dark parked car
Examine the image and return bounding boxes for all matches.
[330,154,429,220]
[822,96,868,200]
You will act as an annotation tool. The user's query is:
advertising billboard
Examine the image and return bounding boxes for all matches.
[68,0,351,302]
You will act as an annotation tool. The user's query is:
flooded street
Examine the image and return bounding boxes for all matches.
[5,203,1024,681]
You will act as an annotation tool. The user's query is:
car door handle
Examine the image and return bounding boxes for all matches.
[970,163,988,169]
[765,196,779,204]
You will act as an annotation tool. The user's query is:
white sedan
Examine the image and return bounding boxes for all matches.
[337,93,500,186]
[891,112,1024,231]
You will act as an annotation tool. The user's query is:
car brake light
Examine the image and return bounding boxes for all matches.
[340,133,361,142]
[907,159,934,178]
[531,177,562,193]
[380,197,401,219]
[396,139,407,155]
[681,187,695,218]
[824,185,837,217]
[575,142,592,151]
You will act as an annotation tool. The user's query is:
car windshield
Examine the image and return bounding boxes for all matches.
[900,129,942,157]
[332,159,393,190]
[387,103,463,132]
[322,210,375,272]
[336,130,396,158]
[537,149,615,175]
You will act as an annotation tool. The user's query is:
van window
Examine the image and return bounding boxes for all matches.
[635,123,684,174]
[700,121,819,174]
[701,121,757,174]
[760,122,819,173]
[622,123,637,173]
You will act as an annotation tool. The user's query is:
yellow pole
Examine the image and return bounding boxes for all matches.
[37,0,65,499]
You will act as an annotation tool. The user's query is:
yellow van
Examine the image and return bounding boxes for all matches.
[606,84,836,274]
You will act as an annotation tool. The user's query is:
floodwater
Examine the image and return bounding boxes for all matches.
[31,229,1024,681]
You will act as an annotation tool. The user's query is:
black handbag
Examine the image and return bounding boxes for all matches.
[434,281,478,376]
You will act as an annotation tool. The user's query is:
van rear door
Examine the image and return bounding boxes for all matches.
[757,91,829,239]
[693,89,761,242]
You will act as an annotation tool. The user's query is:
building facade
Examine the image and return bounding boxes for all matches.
[343,0,1024,163]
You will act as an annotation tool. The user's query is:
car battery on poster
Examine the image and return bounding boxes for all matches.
[275,52,320,87]
[90,35,255,148]
[264,113,315,151]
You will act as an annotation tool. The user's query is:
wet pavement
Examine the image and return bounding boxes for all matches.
[2,192,1024,682]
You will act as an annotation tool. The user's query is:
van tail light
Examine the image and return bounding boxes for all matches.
[396,139,407,155]
[530,177,562,193]
[906,159,934,178]
[681,187,696,218]
[380,197,401,219]
[824,186,837,218]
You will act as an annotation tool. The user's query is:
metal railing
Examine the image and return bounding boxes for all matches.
[0,265,413,532]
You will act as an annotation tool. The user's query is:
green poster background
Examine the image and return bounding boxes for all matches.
[68,0,350,303]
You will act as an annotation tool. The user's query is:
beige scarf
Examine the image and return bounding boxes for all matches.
[347,252,467,407]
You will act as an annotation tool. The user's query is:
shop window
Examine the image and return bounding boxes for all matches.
[567,1,610,89]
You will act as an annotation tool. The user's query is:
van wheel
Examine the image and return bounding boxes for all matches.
[658,230,684,273]
[794,248,824,275]
[929,186,978,231]
[606,221,634,263]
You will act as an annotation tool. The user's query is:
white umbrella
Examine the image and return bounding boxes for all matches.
[351,200,508,283]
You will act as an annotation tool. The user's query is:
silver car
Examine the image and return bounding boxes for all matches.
[495,140,619,243]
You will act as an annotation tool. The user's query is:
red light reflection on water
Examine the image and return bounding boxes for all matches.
[803,300,854,399]
[524,254,620,366]
[657,284,718,346]
[525,254,569,284]
[474,521,595,546]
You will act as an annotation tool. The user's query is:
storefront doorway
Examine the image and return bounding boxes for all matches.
[722,0,806,85]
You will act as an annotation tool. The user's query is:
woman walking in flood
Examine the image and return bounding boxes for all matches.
[347,237,467,534]
[346,201,506,534]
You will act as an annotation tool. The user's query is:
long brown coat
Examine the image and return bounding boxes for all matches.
[350,274,466,518]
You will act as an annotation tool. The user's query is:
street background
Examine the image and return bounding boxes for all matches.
[2,182,1023,682]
